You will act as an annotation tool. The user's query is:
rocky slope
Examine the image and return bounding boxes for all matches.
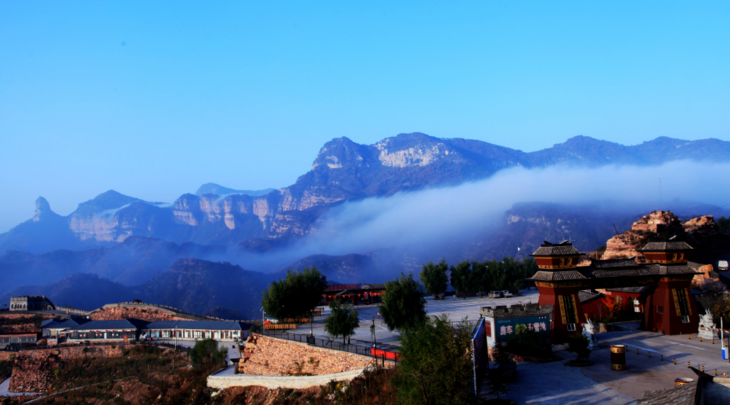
[2,134,730,254]
[601,211,729,262]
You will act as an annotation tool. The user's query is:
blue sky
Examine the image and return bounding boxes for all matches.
[1,1,729,232]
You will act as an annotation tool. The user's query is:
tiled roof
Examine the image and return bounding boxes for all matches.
[607,286,651,294]
[42,317,91,330]
[69,319,148,331]
[531,241,581,257]
[653,264,700,275]
[578,290,604,304]
[641,241,694,252]
[143,320,246,331]
[591,258,640,269]
[143,321,181,329]
[528,270,587,282]
[637,378,698,404]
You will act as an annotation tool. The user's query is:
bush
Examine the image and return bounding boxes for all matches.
[567,334,592,362]
[190,339,227,367]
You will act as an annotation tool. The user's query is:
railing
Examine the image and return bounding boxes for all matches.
[262,331,398,362]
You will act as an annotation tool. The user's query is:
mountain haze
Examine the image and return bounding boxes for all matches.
[2,134,728,255]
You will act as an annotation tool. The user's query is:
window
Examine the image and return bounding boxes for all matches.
[567,323,576,332]
[656,306,664,314]
[681,315,690,323]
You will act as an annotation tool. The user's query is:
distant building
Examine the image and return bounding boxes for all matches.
[0,333,39,349]
[64,319,149,343]
[321,283,385,306]
[142,320,252,341]
[41,317,92,337]
[10,295,55,311]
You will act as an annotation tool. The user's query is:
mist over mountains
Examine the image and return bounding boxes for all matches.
[2,133,730,315]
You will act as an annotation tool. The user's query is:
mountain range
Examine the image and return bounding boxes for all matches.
[2,133,730,316]
[2,133,729,255]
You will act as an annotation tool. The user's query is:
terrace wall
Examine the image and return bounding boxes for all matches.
[238,334,373,376]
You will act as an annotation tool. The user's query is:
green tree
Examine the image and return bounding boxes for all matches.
[379,273,427,332]
[717,216,730,234]
[420,259,449,298]
[392,315,475,405]
[190,338,228,367]
[472,260,490,297]
[450,261,474,299]
[567,334,592,362]
[261,267,328,320]
[324,299,360,344]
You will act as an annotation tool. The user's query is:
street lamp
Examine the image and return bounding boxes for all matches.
[372,317,377,349]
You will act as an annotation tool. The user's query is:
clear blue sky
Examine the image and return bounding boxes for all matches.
[1,1,729,232]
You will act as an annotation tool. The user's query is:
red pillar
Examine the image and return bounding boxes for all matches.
[645,277,698,335]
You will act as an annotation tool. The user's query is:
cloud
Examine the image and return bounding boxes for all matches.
[234,160,730,271]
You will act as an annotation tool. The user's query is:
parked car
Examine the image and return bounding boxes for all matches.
[488,291,503,299]
[501,290,513,298]
[718,260,728,271]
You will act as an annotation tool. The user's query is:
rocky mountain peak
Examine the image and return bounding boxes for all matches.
[312,137,371,170]
[74,190,143,215]
[33,197,52,222]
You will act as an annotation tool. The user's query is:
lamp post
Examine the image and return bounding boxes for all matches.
[372,317,376,349]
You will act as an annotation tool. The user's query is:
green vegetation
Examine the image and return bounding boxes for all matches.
[379,273,427,332]
[189,338,227,367]
[444,257,537,298]
[261,267,328,320]
[0,355,15,381]
[392,315,475,405]
[449,261,475,299]
[420,259,449,298]
[324,299,360,344]
[718,216,730,234]
[567,334,592,362]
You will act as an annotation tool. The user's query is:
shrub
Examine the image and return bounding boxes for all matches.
[504,325,552,358]
[567,334,592,362]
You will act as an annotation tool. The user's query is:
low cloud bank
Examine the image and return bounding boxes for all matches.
[233,161,730,272]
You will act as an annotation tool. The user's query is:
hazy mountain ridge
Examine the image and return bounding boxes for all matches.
[1,133,729,255]
[0,258,274,319]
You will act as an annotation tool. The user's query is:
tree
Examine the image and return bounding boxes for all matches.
[420,259,449,298]
[472,260,490,297]
[379,273,427,332]
[567,334,592,362]
[324,299,360,344]
[450,261,473,299]
[261,267,328,320]
[392,315,475,405]
[190,339,228,367]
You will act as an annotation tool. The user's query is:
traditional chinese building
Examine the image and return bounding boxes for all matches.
[528,239,700,343]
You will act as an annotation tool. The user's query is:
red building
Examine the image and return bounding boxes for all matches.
[528,239,700,343]
[321,283,385,306]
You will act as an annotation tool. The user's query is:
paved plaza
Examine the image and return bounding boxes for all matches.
[289,289,540,348]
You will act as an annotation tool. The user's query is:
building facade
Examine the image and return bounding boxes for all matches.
[142,320,251,341]
[65,319,148,342]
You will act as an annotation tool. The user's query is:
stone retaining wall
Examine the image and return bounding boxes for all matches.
[208,368,365,390]
[239,334,373,376]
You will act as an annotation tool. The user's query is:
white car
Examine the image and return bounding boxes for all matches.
[501,290,513,298]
